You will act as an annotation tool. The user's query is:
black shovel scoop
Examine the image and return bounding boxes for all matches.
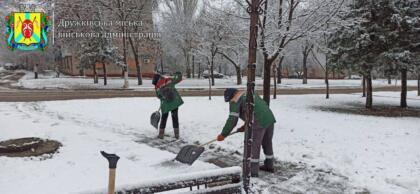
[150,109,161,129]
[175,131,239,165]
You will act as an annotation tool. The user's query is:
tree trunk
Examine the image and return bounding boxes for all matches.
[263,58,273,105]
[185,51,192,78]
[208,65,212,100]
[198,63,201,78]
[122,26,129,89]
[93,64,98,84]
[366,73,373,109]
[273,65,277,99]
[401,69,407,108]
[325,63,329,99]
[128,37,142,85]
[192,55,195,78]
[388,75,392,85]
[103,63,107,86]
[236,67,242,85]
[210,57,215,86]
[277,56,284,84]
[418,74,420,96]
[243,0,259,191]
[135,63,143,86]
[362,76,366,97]
[160,55,164,73]
[302,52,308,84]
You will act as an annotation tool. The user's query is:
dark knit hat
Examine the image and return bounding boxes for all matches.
[224,88,238,102]
[152,73,161,85]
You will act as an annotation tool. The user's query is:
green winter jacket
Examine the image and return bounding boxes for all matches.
[221,92,276,137]
[155,72,184,114]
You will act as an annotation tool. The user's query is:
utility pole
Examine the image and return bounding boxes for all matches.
[243,0,261,193]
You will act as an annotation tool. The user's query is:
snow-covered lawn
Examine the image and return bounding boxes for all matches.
[14,71,418,90]
[1,92,419,193]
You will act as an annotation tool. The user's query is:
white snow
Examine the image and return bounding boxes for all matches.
[14,71,418,90]
[84,166,242,194]
[1,92,420,193]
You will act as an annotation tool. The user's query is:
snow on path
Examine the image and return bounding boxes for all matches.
[0,102,216,194]
[1,92,420,193]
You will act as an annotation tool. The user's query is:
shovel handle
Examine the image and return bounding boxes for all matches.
[199,131,239,147]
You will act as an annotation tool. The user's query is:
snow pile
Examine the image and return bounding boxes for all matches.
[0,92,419,193]
[83,166,241,194]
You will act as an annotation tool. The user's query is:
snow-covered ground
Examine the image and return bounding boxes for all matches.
[14,71,418,90]
[1,92,420,193]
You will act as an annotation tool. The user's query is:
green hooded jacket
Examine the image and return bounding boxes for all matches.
[155,72,184,113]
[221,92,276,137]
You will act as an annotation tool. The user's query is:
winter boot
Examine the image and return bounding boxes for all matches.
[174,128,180,139]
[260,159,275,173]
[158,129,165,139]
[251,162,259,177]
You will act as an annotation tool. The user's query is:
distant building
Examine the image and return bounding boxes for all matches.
[59,0,159,78]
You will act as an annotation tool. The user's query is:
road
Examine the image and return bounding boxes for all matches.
[1,87,417,102]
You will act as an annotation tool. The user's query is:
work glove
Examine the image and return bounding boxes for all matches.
[217,134,225,141]
[237,125,246,133]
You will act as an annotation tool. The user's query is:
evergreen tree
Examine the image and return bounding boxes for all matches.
[329,0,420,108]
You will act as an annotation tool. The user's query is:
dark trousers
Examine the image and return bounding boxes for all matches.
[251,123,274,175]
[159,108,179,129]
[251,123,274,161]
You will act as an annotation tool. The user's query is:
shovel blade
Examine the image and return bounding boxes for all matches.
[150,111,161,129]
[175,145,205,165]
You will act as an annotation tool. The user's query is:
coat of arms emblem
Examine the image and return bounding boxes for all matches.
[5,11,50,51]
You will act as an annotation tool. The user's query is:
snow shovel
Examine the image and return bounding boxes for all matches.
[150,108,161,129]
[100,151,120,194]
[175,131,239,165]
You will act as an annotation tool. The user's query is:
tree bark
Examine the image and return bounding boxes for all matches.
[277,56,284,84]
[325,62,329,99]
[198,63,201,78]
[401,68,407,108]
[418,74,420,96]
[160,55,164,73]
[122,25,129,89]
[273,65,277,99]
[236,67,242,85]
[185,51,192,78]
[366,73,373,109]
[302,45,312,84]
[218,52,242,85]
[93,64,98,84]
[362,75,366,97]
[388,75,392,85]
[243,0,260,191]
[210,56,215,86]
[128,37,142,85]
[263,58,273,105]
[192,55,195,78]
[302,56,308,84]
[103,63,107,86]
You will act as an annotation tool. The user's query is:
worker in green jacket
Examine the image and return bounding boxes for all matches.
[217,88,276,177]
[152,72,184,139]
